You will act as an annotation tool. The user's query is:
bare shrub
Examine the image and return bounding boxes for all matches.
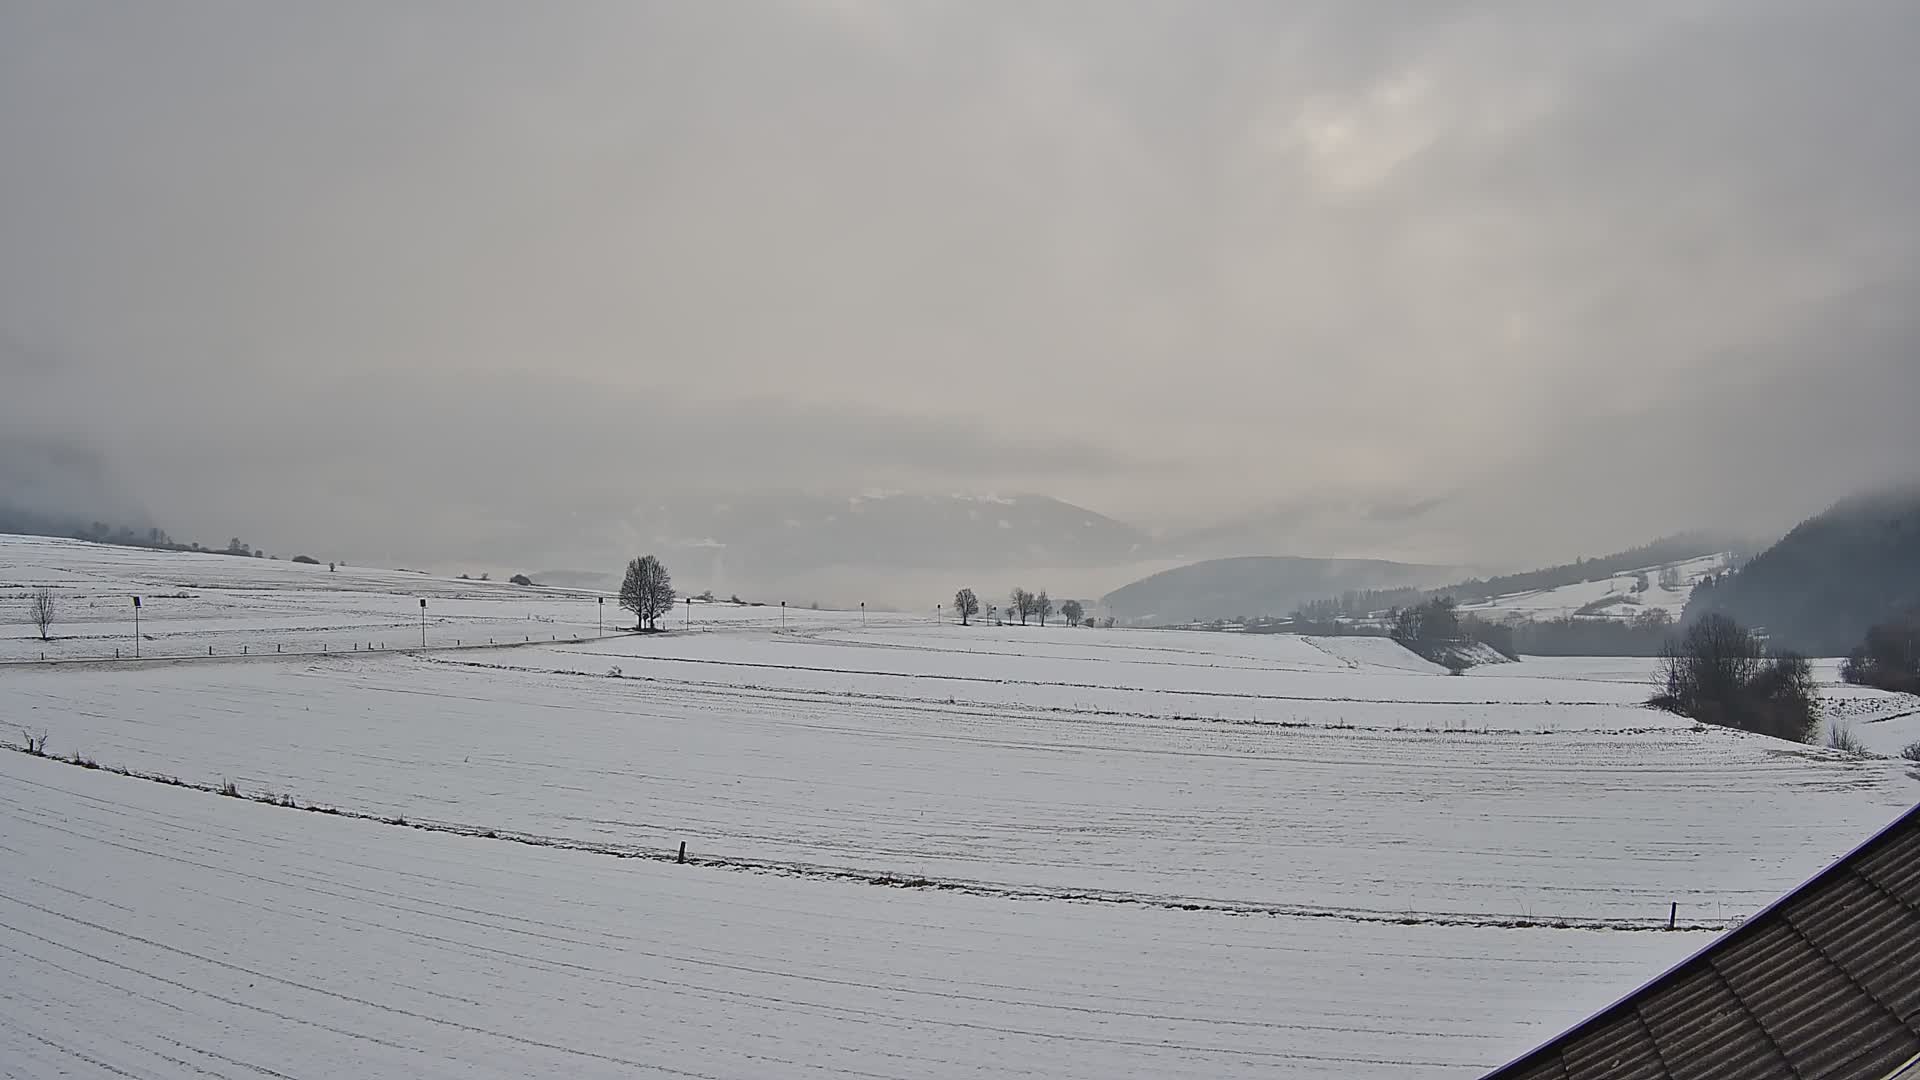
[1825,723,1867,755]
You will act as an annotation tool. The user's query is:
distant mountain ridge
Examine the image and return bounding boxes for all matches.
[1102,533,1741,630]
[610,492,1150,583]
[1102,555,1459,624]
[0,435,153,538]
[1146,495,1455,565]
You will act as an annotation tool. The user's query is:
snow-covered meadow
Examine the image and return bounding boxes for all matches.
[4,534,1917,1078]
[1,752,1700,1079]
[0,534,874,662]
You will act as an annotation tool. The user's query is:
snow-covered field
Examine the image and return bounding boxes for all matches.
[1487,654,1920,756]
[1,753,1701,1079]
[0,534,878,662]
[4,535,1917,1078]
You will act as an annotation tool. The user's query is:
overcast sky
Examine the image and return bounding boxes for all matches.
[3,1,1916,567]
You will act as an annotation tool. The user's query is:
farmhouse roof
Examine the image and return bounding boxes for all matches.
[1485,801,1920,1080]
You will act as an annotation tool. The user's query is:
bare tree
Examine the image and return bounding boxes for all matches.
[30,587,55,641]
[1035,590,1053,627]
[1060,599,1084,626]
[1651,613,1818,742]
[1657,565,1683,592]
[953,588,980,626]
[1010,587,1032,625]
[620,555,676,631]
[1654,613,1761,722]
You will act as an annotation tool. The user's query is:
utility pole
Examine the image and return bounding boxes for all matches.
[419,598,427,647]
[132,595,141,658]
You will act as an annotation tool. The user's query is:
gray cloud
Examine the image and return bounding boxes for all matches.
[2,1,1916,570]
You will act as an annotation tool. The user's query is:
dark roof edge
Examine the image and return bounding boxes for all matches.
[1483,798,1920,1078]
[1881,1050,1920,1080]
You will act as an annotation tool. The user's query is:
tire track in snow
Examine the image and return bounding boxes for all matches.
[7,754,1590,1076]
[434,653,1630,708]
[0,749,1736,933]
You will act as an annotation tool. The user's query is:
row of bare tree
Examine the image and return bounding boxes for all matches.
[951,587,1087,627]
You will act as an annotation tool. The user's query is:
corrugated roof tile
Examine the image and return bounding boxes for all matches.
[1484,802,1920,1080]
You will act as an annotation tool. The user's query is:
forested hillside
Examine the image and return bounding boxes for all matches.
[1682,485,1920,654]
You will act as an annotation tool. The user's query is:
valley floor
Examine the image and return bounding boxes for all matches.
[4,534,1917,1077]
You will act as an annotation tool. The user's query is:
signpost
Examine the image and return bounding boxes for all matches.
[132,595,141,658]
[598,596,604,637]
[419,598,427,647]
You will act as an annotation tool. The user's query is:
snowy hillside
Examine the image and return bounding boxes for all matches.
[1457,553,1729,622]
[4,534,1916,1078]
